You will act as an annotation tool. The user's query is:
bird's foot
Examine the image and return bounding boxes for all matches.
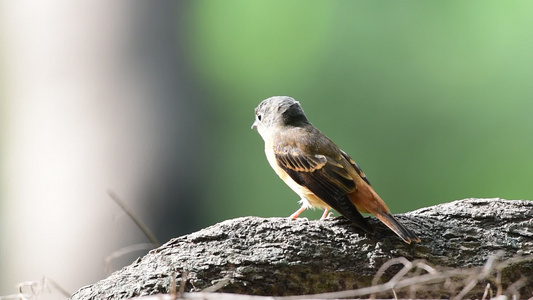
[288,205,306,220]
[322,212,334,219]
[319,207,331,219]
[288,217,309,222]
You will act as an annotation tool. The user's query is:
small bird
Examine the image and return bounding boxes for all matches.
[251,96,420,244]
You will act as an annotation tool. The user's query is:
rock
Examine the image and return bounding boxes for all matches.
[70,198,533,299]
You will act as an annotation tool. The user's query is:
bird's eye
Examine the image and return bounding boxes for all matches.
[257,114,262,121]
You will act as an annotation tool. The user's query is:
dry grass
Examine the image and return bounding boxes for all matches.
[3,246,532,300]
[0,277,70,300]
[137,252,532,300]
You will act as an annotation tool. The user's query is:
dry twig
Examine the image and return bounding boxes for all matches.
[107,189,160,247]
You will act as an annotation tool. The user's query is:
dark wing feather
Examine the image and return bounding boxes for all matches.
[340,150,371,186]
[275,146,373,233]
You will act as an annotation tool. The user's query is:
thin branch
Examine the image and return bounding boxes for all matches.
[178,271,188,297]
[44,277,71,298]
[481,283,491,300]
[201,276,232,293]
[104,243,155,274]
[107,189,160,247]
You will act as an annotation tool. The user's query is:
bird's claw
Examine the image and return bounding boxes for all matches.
[287,217,309,222]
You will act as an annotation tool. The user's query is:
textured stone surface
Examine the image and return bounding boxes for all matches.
[70,198,533,299]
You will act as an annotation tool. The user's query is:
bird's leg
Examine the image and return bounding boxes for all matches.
[320,207,330,219]
[289,205,306,219]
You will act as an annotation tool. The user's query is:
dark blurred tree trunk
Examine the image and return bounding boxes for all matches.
[1,1,205,297]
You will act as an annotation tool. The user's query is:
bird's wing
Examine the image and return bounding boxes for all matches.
[276,147,355,193]
[340,149,371,186]
[275,145,372,233]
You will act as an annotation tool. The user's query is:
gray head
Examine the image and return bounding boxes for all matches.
[251,96,310,138]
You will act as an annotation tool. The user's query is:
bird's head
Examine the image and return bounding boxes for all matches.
[252,96,309,139]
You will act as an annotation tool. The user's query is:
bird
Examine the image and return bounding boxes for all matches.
[251,96,420,244]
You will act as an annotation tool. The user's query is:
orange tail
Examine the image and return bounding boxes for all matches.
[374,212,420,244]
[349,179,420,244]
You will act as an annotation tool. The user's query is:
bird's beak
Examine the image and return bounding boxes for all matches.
[251,121,258,130]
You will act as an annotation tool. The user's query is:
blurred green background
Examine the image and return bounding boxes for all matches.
[189,1,533,222]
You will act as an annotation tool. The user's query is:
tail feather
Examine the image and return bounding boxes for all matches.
[348,179,420,243]
[375,213,420,244]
